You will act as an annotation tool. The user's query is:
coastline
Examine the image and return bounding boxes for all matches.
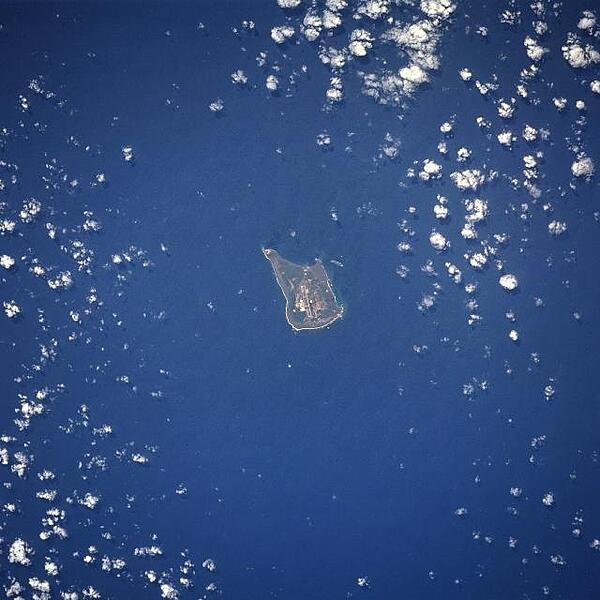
[262,247,344,331]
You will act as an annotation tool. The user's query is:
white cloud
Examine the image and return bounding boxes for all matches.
[571,155,594,178]
[459,67,472,81]
[577,10,596,31]
[230,70,248,85]
[400,63,429,84]
[522,124,538,142]
[497,99,515,119]
[209,98,224,113]
[524,36,548,61]
[349,29,374,57]
[451,169,484,191]
[548,221,567,236]
[420,0,456,20]
[9,538,33,565]
[266,74,280,91]
[499,274,519,291]
[0,254,15,269]
[429,230,449,250]
[3,300,20,318]
[468,252,487,270]
[562,33,599,68]
[356,0,390,20]
[271,25,295,44]
[464,198,488,222]
[497,131,514,147]
[419,158,442,180]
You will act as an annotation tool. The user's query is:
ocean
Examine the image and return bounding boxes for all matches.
[1,1,600,599]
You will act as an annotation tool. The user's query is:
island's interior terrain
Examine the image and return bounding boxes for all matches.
[263,248,344,331]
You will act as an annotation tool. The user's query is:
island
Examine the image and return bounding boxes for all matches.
[262,248,344,331]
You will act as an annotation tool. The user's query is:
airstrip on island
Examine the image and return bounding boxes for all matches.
[262,248,344,331]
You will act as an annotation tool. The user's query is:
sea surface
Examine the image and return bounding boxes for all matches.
[1,2,600,599]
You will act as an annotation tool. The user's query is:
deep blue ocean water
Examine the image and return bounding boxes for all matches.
[1,2,600,599]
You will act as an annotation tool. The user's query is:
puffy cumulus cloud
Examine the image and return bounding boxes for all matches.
[397,241,412,254]
[0,254,15,269]
[326,0,348,9]
[523,154,538,179]
[467,252,488,270]
[319,46,348,70]
[456,147,471,162]
[497,98,516,119]
[19,198,42,223]
[230,69,248,85]
[418,293,437,312]
[419,158,442,180]
[361,69,420,105]
[326,76,344,102]
[78,492,100,509]
[302,10,323,41]
[359,17,447,105]
[294,2,347,45]
[322,9,342,29]
[571,155,594,179]
[202,558,217,571]
[9,538,34,565]
[160,582,179,599]
[420,0,456,20]
[316,132,332,148]
[271,25,295,44]
[553,96,567,111]
[548,220,567,236]
[577,10,596,31]
[209,98,224,113]
[273,0,453,109]
[134,545,163,557]
[356,0,390,20]
[450,169,485,191]
[48,270,73,291]
[464,198,488,222]
[277,0,301,8]
[121,145,134,162]
[400,63,429,84]
[3,300,21,318]
[445,262,462,284]
[28,577,50,593]
[497,131,515,147]
[461,222,477,240]
[379,132,401,160]
[266,74,280,92]
[499,274,519,291]
[434,195,449,219]
[459,67,472,81]
[542,491,555,506]
[0,218,16,234]
[362,64,431,105]
[590,80,600,94]
[384,20,439,62]
[522,124,538,142]
[349,29,374,57]
[524,36,548,61]
[429,230,449,250]
[561,33,599,68]
[44,561,59,576]
[440,121,453,134]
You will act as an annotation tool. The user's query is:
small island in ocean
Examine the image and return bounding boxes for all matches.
[263,248,344,331]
